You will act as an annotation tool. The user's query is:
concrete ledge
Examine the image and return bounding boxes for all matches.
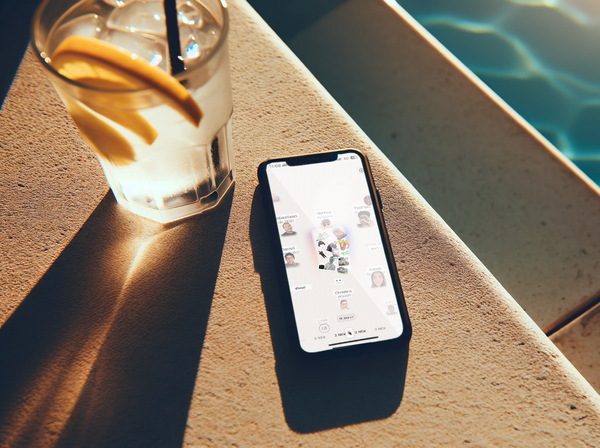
[290,0,600,332]
[1,0,600,445]
[0,52,108,323]
[551,302,600,393]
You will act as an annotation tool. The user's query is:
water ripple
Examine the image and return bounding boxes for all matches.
[398,0,600,183]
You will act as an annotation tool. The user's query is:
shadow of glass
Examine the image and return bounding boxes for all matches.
[249,187,409,434]
[0,187,234,448]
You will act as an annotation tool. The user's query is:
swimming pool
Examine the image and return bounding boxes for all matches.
[397,0,600,184]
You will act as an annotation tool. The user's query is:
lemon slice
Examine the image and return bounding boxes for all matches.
[89,104,158,145]
[65,97,136,166]
[51,35,202,127]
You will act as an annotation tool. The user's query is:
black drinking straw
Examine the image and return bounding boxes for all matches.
[164,0,185,75]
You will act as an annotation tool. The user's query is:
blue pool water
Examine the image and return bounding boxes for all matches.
[397,0,600,185]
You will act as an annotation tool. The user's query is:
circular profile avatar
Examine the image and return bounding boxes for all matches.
[357,210,374,227]
[285,252,299,268]
[340,299,349,310]
[320,219,332,228]
[364,195,372,206]
[386,304,397,315]
[371,270,386,288]
[281,222,297,236]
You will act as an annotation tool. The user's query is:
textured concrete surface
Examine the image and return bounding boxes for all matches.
[551,302,600,394]
[289,0,600,333]
[1,0,600,446]
[0,51,108,323]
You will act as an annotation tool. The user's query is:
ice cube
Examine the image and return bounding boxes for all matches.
[106,30,169,72]
[178,24,202,62]
[196,23,220,49]
[184,41,200,60]
[178,22,220,64]
[177,2,203,29]
[51,14,106,53]
[107,1,166,37]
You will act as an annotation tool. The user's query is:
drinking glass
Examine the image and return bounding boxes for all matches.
[32,0,234,223]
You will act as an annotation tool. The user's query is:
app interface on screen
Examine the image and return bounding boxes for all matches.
[266,153,404,353]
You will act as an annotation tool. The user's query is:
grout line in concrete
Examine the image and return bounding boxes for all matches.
[545,290,600,336]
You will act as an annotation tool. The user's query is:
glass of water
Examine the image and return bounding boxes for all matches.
[32,0,234,223]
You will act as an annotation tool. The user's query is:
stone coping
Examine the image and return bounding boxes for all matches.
[0,0,599,445]
[290,0,600,333]
[551,301,600,394]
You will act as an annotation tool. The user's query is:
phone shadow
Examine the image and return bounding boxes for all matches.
[249,187,409,434]
[0,186,234,448]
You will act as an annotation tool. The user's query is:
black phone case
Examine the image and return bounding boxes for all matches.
[257,149,412,362]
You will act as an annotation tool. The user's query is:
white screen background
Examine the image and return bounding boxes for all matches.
[267,155,404,353]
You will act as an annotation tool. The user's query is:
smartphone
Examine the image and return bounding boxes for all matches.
[258,149,411,358]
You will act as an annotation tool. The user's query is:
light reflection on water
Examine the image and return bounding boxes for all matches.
[397,0,600,183]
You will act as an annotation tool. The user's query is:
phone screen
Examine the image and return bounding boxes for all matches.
[265,152,404,353]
